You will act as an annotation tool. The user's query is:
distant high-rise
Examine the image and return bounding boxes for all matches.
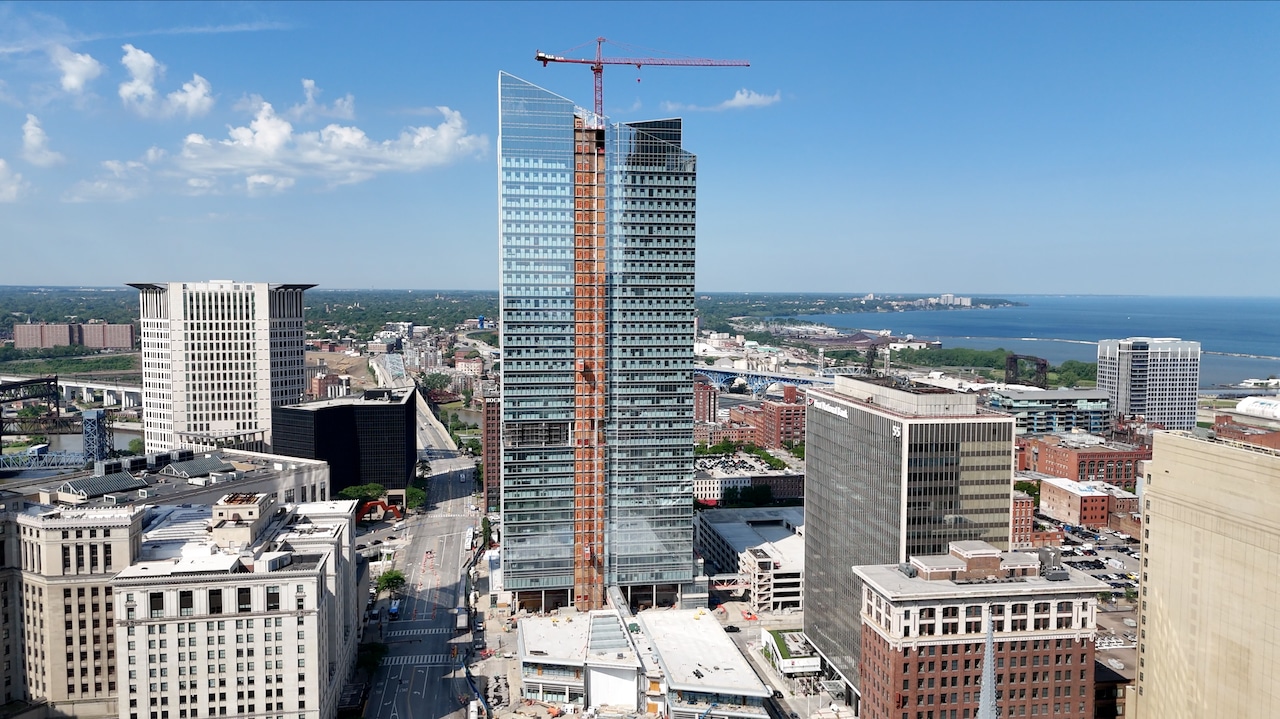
[1096,337,1200,430]
[498,72,696,611]
[1136,431,1280,718]
[804,376,1015,703]
[131,281,312,452]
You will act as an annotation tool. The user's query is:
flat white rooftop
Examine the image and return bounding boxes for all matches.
[638,609,770,698]
[519,611,592,666]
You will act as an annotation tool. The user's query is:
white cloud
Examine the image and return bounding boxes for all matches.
[174,100,486,189]
[118,43,160,112]
[661,88,781,113]
[117,44,214,117]
[21,114,64,166]
[64,158,149,202]
[49,44,104,93]
[245,173,295,194]
[0,159,28,202]
[166,74,214,118]
[286,79,354,121]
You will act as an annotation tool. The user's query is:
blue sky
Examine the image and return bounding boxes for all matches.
[0,2,1276,294]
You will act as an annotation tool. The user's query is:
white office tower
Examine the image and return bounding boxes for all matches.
[1096,337,1200,431]
[131,282,313,452]
[111,494,359,719]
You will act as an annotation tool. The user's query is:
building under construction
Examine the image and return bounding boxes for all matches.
[498,72,697,611]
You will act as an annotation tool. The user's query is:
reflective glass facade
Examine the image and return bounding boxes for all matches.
[803,380,1013,697]
[498,74,695,603]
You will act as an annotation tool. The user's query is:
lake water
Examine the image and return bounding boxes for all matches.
[802,295,1280,388]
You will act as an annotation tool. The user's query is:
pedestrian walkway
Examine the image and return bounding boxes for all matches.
[386,627,452,637]
[381,653,455,666]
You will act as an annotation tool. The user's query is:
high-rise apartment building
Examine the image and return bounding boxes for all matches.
[854,541,1105,719]
[804,376,1015,703]
[1096,338,1200,430]
[498,73,696,611]
[131,282,313,453]
[1135,431,1280,718]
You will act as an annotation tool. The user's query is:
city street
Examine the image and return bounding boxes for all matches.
[365,454,481,719]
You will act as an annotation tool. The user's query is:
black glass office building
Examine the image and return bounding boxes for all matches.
[803,377,1014,702]
[272,388,417,503]
[498,73,696,611]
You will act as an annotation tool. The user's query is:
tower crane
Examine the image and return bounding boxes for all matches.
[535,37,749,121]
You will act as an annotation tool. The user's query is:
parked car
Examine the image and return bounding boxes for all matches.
[355,544,367,550]
[724,625,741,633]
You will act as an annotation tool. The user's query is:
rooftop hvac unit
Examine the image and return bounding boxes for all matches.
[898,563,918,578]
[1044,568,1070,582]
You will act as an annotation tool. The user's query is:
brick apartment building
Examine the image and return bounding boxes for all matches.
[1011,491,1064,550]
[1037,476,1139,530]
[715,385,806,450]
[855,541,1106,719]
[1019,434,1150,491]
[694,379,719,423]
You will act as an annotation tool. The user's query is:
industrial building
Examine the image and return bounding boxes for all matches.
[694,507,804,613]
[803,376,1015,703]
[1135,432,1280,718]
[853,541,1108,719]
[131,281,312,453]
[13,323,135,350]
[498,73,697,611]
[987,388,1111,435]
[271,387,416,504]
[1096,338,1200,431]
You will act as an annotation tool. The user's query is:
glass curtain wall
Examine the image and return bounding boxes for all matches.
[498,73,578,591]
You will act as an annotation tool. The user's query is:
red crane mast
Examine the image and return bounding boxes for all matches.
[535,37,749,120]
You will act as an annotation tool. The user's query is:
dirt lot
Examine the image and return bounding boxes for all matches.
[307,351,375,390]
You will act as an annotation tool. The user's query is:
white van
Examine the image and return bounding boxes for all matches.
[392,521,405,531]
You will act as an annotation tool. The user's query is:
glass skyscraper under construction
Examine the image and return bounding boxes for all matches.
[497,73,696,611]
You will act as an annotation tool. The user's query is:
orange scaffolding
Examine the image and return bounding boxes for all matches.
[572,118,608,610]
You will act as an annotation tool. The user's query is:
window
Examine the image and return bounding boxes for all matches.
[237,588,251,613]
[180,592,194,617]
[149,593,164,619]
[208,590,223,615]
[265,587,279,612]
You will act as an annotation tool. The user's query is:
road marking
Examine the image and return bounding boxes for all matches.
[381,653,454,666]
[387,627,451,637]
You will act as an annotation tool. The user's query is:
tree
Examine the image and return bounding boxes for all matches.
[356,642,389,678]
[376,570,407,597]
[721,487,741,506]
[481,516,492,547]
[462,388,474,406]
[420,373,451,391]
[1014,480,1041,506]
[406,486,426,509]
[128,438,145,455]
[337,483,386,503]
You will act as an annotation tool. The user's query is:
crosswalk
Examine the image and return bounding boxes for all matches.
[386,627,452,637]
[381,653,454,666]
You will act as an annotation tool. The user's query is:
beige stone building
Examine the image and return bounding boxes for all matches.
[10,504,148,716]
[1134,432,1280,717]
